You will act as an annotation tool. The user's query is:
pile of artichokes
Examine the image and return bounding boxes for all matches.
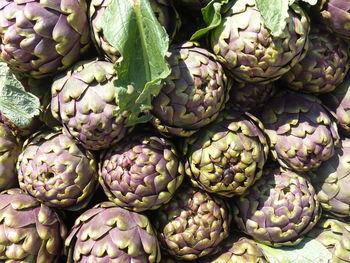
[1,0,350,262]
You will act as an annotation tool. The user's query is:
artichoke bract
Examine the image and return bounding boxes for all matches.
[0,0,90,78]
[210,0,309,83]
[17,128,98,211]
[0,188,67,262]
[65,202,161,263]
[309,138,350,217]
[90,0,180,62]
[280,26,350,94]
[151,42,228,137]
[320,73,350,136]
[227,81,275,113]
[51,60,131,151]
[152,184,231,260]
[307,217,350,263]
[99,133,184,212]
[233,164,321,247]
[317,0,350,39]
[0,122,20,191]
[184,111,268,197]
[260,91,339,172]
[198,235,268,263]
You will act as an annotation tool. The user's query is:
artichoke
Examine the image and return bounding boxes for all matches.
[151,42,228,137]
[309,138,350,217]
[198,234,268,263]
[307,217,350,263]
[260,91,339,172]
[17,128,98,211]
[65,202,161,263]
[99,132,184,212]
[0,188,67,262]
[152,184,231,260]
[232,164,321,247]
[0,122,20,191]
[0,0,90,78]
[210,0,309,83]
[90,0,180,62]
[51,60,132,151]
[320,73,350,136]
[227,81,275,112]
[317,0,350,39]
[280,25,350,94]
[184,111,268,197]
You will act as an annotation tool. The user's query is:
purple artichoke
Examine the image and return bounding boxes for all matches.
[65,202,161,263]
[317,0,350,39]
[184,110,269,197]
[260,91,339,172]
[0,0,90,78]
[280,25,350,94]
[320,73,350,136]
[99,132,184,212]
[210,0,309,83]
[233,164,321,247]
[17,128,98,211]
[51,60,132,151]
[309,138,350,217]
[151,42,228,137]
[0,188,67,262]
[152,184,231,260]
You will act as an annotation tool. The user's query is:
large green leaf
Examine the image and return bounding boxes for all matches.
[0,63,40,128]
[102,0,171,125]
[257,238,332,263]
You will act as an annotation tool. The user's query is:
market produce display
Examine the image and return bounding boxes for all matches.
[2,0,350,262]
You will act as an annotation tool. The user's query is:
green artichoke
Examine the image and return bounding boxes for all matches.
[0,122,20,191]
[51,60,132,151]
[232,164,321,247]
[184,111,268,197]
[260,91,339,172]
[65,202,161,263]
[0,0,90,78]
[309,138,350,217]
[307,217,350,263]
[90,0,180,62]
[17,128,98,211]
[320,73,350,136]
[317,0,350,39]
[99,132,184,212]
[152,184,231,260]
[151,42,228,137]
[0,188,67,262]
[227,81,275,112]
[198,234,268,263]
[280,25,350,94]
[210,0,309,83]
